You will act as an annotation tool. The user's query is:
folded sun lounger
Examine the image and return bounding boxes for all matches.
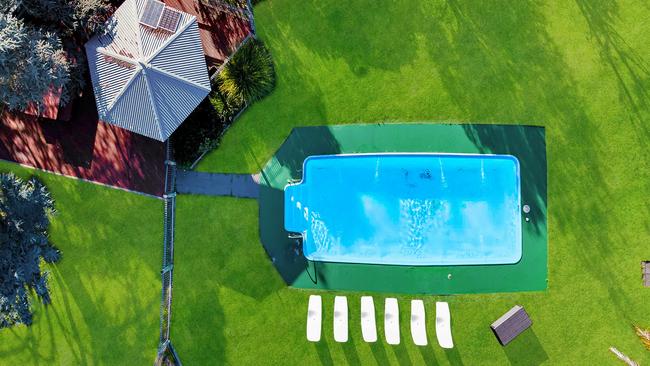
[435,301,454,349]
[385,298,400,345]
[410,299,428,346]
[360,296,377,342]
[334,296,348,342]
[306,295,321,342]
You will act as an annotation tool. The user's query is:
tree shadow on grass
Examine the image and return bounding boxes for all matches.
[371,341,392,365]
[422,0,638,316]
[265,0,420,75]
[503,328,548,366]
[444,346,465,366]
[0,319,58,365]
[9,235,161,366]
[392,342,413,365]
[58,248,160,364]
[258,127,340,285]
[171,277,227,366]
[575,0,650,145]
[314,339,334,366]
[416,343,440,365]
[462,124,547,235]
[341,338,362,365]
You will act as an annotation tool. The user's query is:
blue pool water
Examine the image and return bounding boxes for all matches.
[284,154,522,266]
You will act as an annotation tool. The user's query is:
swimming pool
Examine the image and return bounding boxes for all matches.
[284,153,522,266]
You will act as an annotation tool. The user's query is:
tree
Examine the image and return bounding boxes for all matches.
[11,0,72,25]
[0,14,71,112]
[0,173,60,328]
[217,38,275,106]
[72,0,113,38]
[1,0,112,111]
[5,0,112,39]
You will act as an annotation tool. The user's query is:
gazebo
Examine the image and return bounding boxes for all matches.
[85,0,211,141]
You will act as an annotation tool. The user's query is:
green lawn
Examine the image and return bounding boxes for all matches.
[0,161,162,365]
[175,0,650,364]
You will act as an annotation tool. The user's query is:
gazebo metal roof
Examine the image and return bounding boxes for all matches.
[85,0,211,141]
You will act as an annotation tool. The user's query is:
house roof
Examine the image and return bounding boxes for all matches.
[85,0,211,141]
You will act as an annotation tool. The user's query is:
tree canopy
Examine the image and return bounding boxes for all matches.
[0,14,71,112]
[0,173,60,328]
[0,0,112,113]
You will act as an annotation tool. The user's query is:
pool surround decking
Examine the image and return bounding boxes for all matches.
[259,123,548,294]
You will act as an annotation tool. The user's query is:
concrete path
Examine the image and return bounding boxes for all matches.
[175,170,260,198]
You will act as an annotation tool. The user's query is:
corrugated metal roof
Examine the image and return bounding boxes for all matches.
[85,0,211,141]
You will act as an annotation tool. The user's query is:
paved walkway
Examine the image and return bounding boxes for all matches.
[176,170,259,198]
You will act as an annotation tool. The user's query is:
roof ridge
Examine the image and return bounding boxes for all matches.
[141,69,165,140]
[106,67,140,112]
[148,65,211,93]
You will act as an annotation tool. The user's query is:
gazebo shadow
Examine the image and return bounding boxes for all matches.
[41,88,100,168]
[0,83,166,196]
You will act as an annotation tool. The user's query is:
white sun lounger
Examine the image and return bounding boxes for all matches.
[410,299,428,346]
[384,298,400,345]
[435,301,454,349]
[334,296,348,342]
[360,296,377,342]
[306,295,321,342]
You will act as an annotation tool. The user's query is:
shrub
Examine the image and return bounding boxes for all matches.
[172,39,276,167]
[217,38,275,106]
[171,96,229,168]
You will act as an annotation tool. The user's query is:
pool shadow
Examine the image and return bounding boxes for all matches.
[503,328,548,366]
[258,127,341,285]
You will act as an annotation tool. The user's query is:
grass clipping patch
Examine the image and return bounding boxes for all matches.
[634,325,650,350]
